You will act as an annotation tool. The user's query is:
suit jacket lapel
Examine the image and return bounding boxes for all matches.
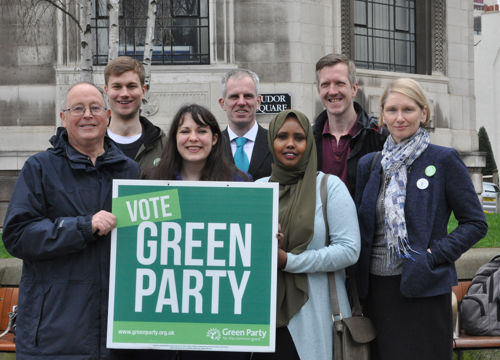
[248,124,269,175]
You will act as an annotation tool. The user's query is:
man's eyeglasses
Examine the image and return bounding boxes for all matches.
[63,105,107,117]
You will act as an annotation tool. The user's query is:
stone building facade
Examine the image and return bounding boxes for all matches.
[0,0,484,226]
[475,5,500,172]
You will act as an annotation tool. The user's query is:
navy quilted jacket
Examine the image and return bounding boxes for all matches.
[3,128,140,359]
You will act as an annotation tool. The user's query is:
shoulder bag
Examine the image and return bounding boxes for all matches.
[320,174,376,360]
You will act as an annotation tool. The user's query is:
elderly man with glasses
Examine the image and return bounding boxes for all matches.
[3,82,140,360]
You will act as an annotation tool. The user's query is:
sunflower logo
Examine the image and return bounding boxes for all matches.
[206,328,221,341]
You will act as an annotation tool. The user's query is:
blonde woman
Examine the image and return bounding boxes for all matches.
[355,78,487,360]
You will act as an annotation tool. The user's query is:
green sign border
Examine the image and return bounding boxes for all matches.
[107,180,278,352]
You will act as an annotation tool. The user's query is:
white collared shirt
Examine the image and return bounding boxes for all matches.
[227,122,258,163]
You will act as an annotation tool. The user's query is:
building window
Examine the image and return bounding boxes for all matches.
[92,0,209,65]
[474,16,481,35]
[354,0,416,73]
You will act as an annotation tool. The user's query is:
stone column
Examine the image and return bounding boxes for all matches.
[460,151,486,200]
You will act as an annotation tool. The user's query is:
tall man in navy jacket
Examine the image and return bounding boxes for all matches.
[219,69,273,180]
[313,54,389,197]
[3,83,140,359]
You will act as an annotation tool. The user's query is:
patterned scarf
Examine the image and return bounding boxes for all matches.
[381,127,430,265]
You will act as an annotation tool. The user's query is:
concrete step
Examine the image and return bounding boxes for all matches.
[456,248,500,280]
[0,258,21,286]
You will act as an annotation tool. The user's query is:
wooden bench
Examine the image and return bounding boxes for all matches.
[452,280,500,351]
[0,287,17,352]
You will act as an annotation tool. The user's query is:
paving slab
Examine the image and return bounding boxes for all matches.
[0,258,21,286]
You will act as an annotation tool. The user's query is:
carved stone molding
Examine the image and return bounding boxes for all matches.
[141,93,160,117]
[341,0,351,58]
[434,0,445,73]
[152,92,208,120]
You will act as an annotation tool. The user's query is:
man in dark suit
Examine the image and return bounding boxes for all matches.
[219,69,273,180]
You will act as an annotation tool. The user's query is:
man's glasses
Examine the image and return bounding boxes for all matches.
[62,105,107,117]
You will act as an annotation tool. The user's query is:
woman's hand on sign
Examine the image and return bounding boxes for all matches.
[276,223,284,248]
[92,210,117,236]
[276,224,288,269]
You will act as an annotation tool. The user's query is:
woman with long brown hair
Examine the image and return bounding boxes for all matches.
[143,104,251,360]
[145,104,250,182]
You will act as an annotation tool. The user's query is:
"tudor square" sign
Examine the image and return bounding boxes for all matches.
[257,93,292,114]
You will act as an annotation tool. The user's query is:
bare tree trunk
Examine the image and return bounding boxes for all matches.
[108,0,120,61]
[80,0,93,82]
[143,0,157,104]
[43,0,82,30]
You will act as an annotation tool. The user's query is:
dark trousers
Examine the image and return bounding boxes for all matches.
[114,349,177,360]
[364,274,453,360]
[251,327,299,360]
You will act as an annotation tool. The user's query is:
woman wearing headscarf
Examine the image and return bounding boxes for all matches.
[253,110,360,360]
[355,78,488,360]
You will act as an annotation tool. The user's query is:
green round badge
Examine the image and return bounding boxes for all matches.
[425,165,436,177]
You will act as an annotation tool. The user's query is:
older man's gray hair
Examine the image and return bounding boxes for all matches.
[221,69,260,98]
[60,82,109,111]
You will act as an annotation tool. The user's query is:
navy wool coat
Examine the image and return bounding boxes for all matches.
[355,144,488,300]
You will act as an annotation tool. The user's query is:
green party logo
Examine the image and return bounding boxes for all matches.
[206,328,221,341]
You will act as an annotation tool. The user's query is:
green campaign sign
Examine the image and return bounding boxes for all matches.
[107,180,279,352]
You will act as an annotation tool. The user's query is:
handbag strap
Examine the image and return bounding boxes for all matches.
[320,174,364,319]
[370,151,381,173]
[320,174,341,319]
